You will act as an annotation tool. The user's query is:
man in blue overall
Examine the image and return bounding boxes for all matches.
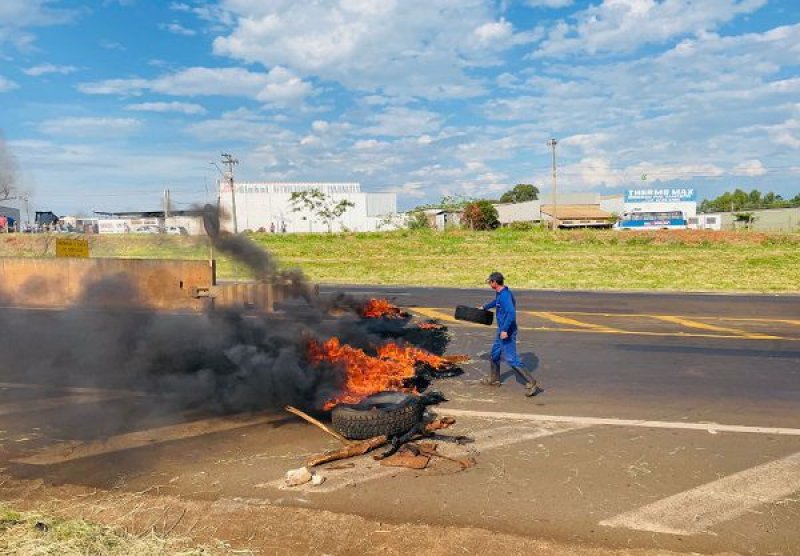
[480,272,539,396]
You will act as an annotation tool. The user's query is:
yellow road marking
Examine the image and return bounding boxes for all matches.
[528,311,620,332]
[547,311,800,327]
[411,308,794,341]
[651,315,781,339]
[413,307,482,326]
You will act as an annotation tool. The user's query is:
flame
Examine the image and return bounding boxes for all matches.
[376,343,448,370]
[416,322,444,330]
[359,298,408,319]
[307,338,417,410]
[307,338,459,410]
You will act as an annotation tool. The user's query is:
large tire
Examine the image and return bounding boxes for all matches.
[331,392,424,440]
[454,305,494,326]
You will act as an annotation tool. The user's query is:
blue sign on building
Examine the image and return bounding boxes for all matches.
[624,188,696,203]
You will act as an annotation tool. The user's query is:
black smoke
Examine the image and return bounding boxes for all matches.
[0,206,450,421]
[0,209,361,416]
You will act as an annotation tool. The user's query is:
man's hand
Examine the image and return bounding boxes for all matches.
[500,331,508,340]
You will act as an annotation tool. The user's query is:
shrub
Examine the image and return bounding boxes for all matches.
[462,201,499,230]
[507,221,538,231]
[407,210,430,230]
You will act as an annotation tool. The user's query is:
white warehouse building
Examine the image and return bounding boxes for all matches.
[219,182,398,233]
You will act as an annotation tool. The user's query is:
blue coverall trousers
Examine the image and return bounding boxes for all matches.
[490,329,523,367]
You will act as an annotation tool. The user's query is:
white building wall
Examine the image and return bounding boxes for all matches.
[97,219,130,234]
[165,216,205,235]
[494,200,542,224]
[365,193,397,217]
[599,196,624,214]
[219,182,397,233]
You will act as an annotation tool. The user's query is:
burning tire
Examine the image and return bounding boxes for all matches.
[454,305,494,326]
[331,392,424,440]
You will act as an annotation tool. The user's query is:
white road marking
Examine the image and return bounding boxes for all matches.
[12,413,281,465]
[0,382,147,397]
[0,393,133,417]
[600,451,800,535]
[440,408,800,437]
[272,422,587,493]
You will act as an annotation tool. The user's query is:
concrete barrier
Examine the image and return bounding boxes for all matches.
[0,258,215,311]
[212,281,318,313]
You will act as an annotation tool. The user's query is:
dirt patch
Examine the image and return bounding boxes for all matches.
[0,474,726,556]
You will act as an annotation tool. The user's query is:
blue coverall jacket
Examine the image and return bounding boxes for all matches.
[482,287,523,367]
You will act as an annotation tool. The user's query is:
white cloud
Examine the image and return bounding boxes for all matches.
[553,158,726,190]
[38,117,142,138]
[561,133,611,154]
[255,66,312,105]
[184,111,296,143]
[486,22,800,176]
[0,75,18,92]
[0,1,74,27]
[525,0,574,7]
[361,107,443,137]
[79,66,313,105]
[99,40,126,50]
[354,139,384,150]
[23,63,78,76]
[8,138,215,214]
[173,2,234,29]
[124,101,207,115]
[474,19,513,45]
[211,0,529,98]
[159,21,196,36]
[533,0,769,58]
[744,115,800,149]
[731,159,767,176]
[0,0,76,50]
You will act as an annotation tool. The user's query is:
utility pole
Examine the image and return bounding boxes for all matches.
[547,138,558,230]
[163,188,171,219]
[221,153,239,233]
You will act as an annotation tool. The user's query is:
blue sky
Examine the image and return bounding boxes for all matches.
[1,0,799,215]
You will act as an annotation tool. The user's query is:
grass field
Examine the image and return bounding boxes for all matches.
[1,228,799,292]
[0,505,211,555]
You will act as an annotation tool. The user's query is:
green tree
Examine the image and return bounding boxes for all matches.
[407,210,430,230]
[499,184,539,204]
[290,188,355,232]
[700,188,800,212]
[462,200,499,230]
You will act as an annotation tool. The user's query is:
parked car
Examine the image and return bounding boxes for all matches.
[132,225,161,234]
[165,226,188,235]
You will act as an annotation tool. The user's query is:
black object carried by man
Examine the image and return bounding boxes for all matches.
[454,305,494,326]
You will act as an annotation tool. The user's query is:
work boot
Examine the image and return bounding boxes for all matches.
[480,361,501,386]
[511,365,539,397]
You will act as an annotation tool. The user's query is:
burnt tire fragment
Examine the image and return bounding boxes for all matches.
[331,392,424,440]
[454,305,494,326]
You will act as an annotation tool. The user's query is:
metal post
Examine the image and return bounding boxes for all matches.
[221,153,239,234]
[547,138,558,230]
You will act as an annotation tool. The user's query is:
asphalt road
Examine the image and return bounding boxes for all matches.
[1,287,799,555]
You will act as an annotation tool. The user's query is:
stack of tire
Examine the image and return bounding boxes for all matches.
[331,392,424,440]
